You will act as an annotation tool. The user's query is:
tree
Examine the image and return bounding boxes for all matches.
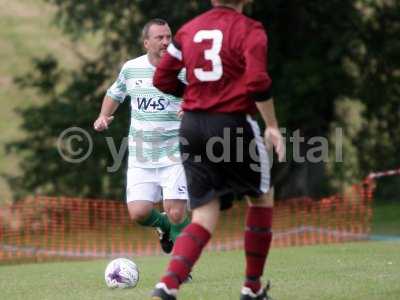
[6,0,400,201]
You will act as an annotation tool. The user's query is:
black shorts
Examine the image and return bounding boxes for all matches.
[179,111,270,211]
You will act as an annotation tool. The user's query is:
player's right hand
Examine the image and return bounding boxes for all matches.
[93,115,114,132]
[264,127,285,162]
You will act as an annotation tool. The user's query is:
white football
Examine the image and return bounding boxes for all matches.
[104,258,139,288]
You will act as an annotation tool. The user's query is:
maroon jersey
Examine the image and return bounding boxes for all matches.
[154,6,272,114]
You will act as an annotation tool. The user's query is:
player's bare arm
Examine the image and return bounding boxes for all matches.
[93,95,119,131]
[256,99,285,162]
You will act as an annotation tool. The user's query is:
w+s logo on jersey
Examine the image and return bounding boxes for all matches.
[136,97,170,111]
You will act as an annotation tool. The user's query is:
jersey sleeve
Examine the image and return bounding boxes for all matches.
[178,68,187,85]
[154,34,186,97]
[106,64,128,103]
[243,23,272,102]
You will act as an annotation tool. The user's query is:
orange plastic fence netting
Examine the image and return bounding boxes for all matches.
[0,181,374,264]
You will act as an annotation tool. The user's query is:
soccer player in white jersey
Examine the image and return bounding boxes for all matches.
[93,19,190,254]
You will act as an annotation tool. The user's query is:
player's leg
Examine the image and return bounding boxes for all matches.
[127,200,170,234]
[240,116,273,300]
[126,167,171,248]
[152,198,220,300]
[152,112,222,300]
[160,164,190,243]
[163,199,190,242]
[240,190,274,300]
[127,200,154,223]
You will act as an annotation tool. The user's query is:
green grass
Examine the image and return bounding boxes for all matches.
[372,201,400,236]
[0,241,399,300]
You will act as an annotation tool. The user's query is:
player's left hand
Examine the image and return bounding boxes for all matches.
[264,127,285,162]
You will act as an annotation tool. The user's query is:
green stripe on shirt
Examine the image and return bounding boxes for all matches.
[131,111,180,122]
[129,129,179,142]
[128,144,180,161]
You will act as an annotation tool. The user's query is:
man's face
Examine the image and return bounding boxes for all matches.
[144,24,172,59]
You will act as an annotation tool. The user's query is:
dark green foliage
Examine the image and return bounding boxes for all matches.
[6,0,400,200]
[7,55,131,200]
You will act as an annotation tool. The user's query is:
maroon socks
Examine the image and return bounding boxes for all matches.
[244,206,273,293]
[161,222,211,289]
[160,207,272,294]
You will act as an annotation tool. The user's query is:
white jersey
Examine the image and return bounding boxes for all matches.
[107,54,185,168]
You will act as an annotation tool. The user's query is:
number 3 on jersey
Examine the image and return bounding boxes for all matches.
[193,30,223,82]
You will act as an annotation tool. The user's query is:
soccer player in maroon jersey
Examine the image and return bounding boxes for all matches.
[151,0,284,299]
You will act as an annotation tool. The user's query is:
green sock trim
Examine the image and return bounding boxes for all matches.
[137,209,171,233]
[170,215,191,242]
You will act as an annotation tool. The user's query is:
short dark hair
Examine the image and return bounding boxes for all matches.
[142,18,169,40]
[214,0,244,5]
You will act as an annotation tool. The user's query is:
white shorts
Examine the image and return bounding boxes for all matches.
[126,164,188,203]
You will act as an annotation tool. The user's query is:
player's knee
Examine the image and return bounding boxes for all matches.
[191,199,220,233]
[166,207,186,224]
[164,200,187,224]
[128,206,152,223]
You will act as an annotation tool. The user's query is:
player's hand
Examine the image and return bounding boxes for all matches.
[93,115,114,132]
[177,109,184,119]
[264,127,285,162]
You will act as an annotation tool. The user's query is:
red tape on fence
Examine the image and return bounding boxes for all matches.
[0,178,378,264]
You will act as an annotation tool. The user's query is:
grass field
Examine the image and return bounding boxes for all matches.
[0,241,399,300]
[372,201,400,236]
